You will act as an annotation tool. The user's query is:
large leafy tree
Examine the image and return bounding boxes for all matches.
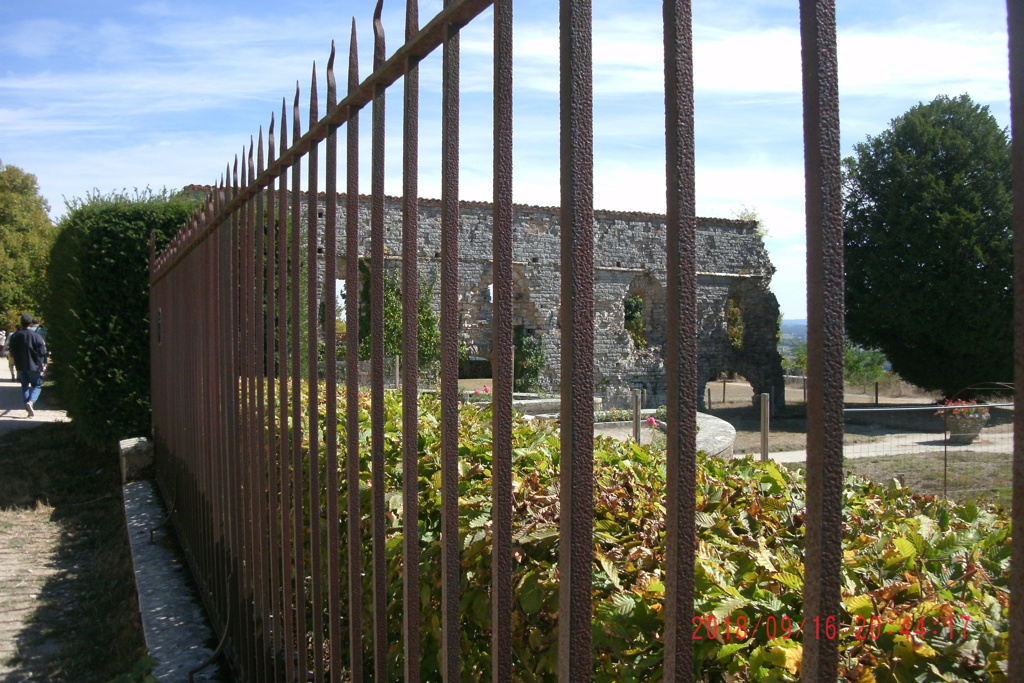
[0,162,57,328]
[843,94,1012,397]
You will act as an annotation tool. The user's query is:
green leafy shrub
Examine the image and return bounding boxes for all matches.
[513,324,545,392]
[623,294,647,348]
[595,408,633,422]
[355,260,441,372]
[295,389,1009,681]
[43,190,196,449]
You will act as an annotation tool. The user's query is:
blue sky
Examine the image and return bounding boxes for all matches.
[0,0,1012,320]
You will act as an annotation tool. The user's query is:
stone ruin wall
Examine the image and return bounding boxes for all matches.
[303,194,785,410]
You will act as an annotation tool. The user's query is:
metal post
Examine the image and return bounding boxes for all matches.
[632,389,641,443]
[943,413,949,500]
[722,378,726,403]
[800,0,845,676]
[395,354,400,389]
[558,1,595,678]
[1009,0,1024,670]
[760,392,770,462]
[874,381,879,406]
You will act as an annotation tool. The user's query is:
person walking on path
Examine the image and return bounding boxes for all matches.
[7,314,48,417]
[1,328,15,381]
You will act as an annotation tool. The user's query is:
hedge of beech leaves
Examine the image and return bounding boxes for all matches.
[292,388,1008,681]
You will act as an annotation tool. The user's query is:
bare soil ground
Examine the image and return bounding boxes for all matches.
[713,404,890,456]
[843,451,1012,507]
[0,379,145,682]
[0,505,63,675]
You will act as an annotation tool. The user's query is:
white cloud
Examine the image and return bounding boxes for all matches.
[1,0,1012,323]
[0,19,74,59]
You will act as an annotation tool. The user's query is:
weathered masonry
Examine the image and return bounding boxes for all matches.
[218,187,785,409]
[184,185,785,408]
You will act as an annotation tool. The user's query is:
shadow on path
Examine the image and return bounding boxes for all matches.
[0,380,146,682]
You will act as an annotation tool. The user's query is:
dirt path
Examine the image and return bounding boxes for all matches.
[0,507,63,678]
[0,374,70,681]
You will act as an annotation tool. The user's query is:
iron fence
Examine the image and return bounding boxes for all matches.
[149,0,1024,680]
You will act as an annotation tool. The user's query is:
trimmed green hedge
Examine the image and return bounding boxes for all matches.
[43,192,196,449]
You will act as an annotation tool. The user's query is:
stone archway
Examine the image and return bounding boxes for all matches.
[622,273,666,350]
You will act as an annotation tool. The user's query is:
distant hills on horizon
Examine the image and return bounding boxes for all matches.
[780,319,807,345]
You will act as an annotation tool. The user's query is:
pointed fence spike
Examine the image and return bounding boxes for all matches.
[310,62,319,125]
[349,19,359,92]
[294,82,302,139]
[373,0,385,68]
[405,0,418,41]
[327,41,337,109]
[258,127,265,173]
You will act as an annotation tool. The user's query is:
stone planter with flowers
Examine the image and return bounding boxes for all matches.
[936,399,990,445]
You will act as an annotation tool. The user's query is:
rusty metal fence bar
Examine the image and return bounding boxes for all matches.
[343,23,364,683]
[400,2,422,681]
[146,0,1024,681]
[557,1,596,680]
[1010,0,1024,673]
[662,0,698,678]
[799,1,845,679]
[490,2,514,680]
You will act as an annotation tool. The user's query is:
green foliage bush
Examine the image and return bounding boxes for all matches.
[623,295,647,348]
[781,339,888,387]
[298,389,1009,681]
[43,191,196,449]
[843,94,1013,396]
[355,260,441,371]
[513,324,545,392]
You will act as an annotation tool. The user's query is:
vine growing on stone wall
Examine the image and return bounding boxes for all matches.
[727,296,744,351]
[623,295,647,348]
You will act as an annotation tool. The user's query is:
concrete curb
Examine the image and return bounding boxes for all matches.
[122,466,220,681]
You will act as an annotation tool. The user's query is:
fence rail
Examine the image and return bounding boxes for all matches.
[149,0,1024,680]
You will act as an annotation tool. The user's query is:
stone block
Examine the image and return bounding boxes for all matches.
[120,437,154,483]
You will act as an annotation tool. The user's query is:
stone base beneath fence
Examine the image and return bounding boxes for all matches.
[122,477,221,681]
[120,436,154,483]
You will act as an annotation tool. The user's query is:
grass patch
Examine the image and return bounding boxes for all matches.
[781,451,1012,508]
[0,422,146,681]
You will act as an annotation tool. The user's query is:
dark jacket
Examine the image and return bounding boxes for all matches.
[8,327,48,374]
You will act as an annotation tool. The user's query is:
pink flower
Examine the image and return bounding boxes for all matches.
[474,390,481,395]
[483,385,491,393]
[645,416,657,427]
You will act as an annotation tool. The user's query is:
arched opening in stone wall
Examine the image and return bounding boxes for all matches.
[720,279,786,410]
[511,267,547,392]
[455,266,548,388]
[623,294,646,348]
[460,274,494,379]
[623,274,666,350]
[726,291,744,351]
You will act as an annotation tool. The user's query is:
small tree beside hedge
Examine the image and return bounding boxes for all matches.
[43,190,197,450]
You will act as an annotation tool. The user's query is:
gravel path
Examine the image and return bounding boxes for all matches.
[0,373,70,681]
